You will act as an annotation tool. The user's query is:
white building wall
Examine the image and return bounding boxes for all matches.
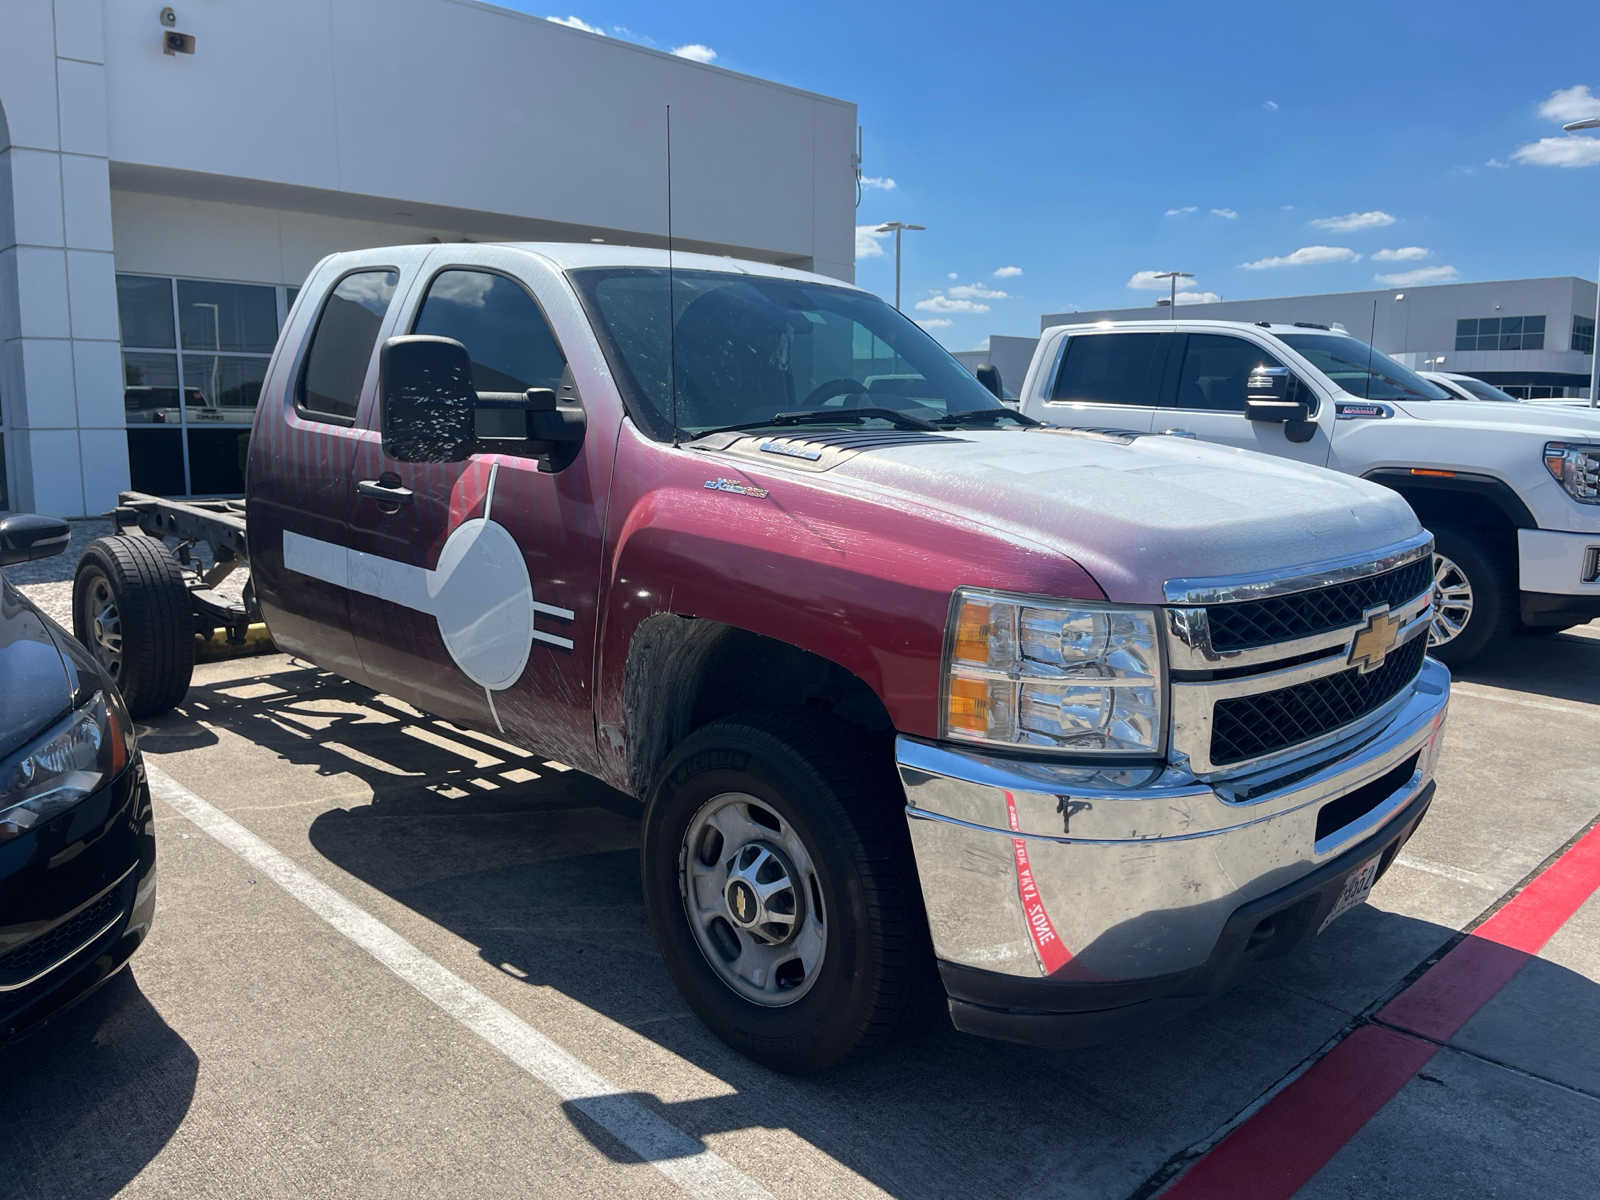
[1,0,858,515]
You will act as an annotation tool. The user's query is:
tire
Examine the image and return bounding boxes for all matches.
[73,535,195,717]
[641,712,920,1074]
[1426,524,1514,668]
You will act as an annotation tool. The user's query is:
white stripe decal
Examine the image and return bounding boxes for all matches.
[484,687,504,733]
[147,764,771,1200]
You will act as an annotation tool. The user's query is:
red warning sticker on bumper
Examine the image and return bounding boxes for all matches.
[1004,790,1072,975]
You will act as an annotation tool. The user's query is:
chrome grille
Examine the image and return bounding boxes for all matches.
[1210,633,1428,765]
[1165,532,1435,776]
[1206,557,1434,652]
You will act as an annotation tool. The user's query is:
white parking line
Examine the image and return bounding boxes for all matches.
[145,764,772,1200]
[1448,684,1600,720]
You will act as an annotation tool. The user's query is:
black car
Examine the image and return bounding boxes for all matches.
[1,513,156,1040]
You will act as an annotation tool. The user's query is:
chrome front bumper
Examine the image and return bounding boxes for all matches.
[898,657,1449,985]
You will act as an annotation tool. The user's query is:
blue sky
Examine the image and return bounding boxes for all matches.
[512,1,1600,350]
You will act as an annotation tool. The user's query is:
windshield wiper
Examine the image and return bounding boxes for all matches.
[693,407,939,438]
[936,408,1041,429]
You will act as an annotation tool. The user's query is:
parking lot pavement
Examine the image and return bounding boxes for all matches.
[3,613,1600,1198]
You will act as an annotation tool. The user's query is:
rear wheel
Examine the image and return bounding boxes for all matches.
[641,712,919,1073]
[73,535,194,717]
[1425,525,1513,667]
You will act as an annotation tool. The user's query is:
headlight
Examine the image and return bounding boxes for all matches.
[0,693,128,842]
[941,590,1164,755]
[1544,442,1600,504]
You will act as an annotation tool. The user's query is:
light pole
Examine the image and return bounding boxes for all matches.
[1563,117,1600,406]
[1152,270,1193,319]
[875,221,925,310]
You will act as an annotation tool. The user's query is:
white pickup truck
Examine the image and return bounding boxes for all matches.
[1013,319,1600,664]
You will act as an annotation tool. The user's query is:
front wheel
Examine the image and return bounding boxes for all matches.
[641,713,920,1073]
[73,535,194,717]
[1426,526,1513,667]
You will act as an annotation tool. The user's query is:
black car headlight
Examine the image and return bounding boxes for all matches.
[0,693,130,842]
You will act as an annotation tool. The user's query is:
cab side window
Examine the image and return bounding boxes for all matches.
[1050,333,1166,406]
[1174,334,1298,412]
[412,270,570,439]
[299,269,400,422]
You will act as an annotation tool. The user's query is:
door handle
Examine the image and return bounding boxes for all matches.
[356,478,414,506]
[1161,428,1197,438]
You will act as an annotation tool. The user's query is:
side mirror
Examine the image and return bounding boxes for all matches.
[379,335,477,463]
[975,362,1004,399]
[1244,366,1311,424]
[0,513,71,567]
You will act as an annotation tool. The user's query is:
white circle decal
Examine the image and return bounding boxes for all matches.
[428,517,534,690]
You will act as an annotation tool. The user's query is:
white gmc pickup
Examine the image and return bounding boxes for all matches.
[1014,319,1600,664]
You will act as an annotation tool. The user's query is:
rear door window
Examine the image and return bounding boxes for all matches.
[298,270,400,422]
[1050,333,1167,407]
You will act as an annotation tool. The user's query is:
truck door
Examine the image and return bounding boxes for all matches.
[344,252,610,772]
[1153,332,1334,465]
[245,260,413,682]
[1030,330,1172,433]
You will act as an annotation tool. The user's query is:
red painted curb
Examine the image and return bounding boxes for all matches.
[1162,820,1600,1198]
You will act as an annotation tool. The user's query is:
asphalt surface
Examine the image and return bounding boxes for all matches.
[5,554,1600,1199]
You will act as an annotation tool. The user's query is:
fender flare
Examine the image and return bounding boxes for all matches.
[1361,468,1537,531]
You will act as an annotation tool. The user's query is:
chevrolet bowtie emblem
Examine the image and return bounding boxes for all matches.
[1348,606,1403,674]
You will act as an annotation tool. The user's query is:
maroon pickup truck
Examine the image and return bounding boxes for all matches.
[76,243,1449,1072]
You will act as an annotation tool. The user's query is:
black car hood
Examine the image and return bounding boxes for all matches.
[0,573,74,759]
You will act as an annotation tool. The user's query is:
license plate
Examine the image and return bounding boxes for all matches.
[1317,854,1381,934]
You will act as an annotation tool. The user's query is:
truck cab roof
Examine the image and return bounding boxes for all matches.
[317,241,861,291]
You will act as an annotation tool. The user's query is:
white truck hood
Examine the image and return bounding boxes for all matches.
[1389,399,1600,441]
[826,429,1421,604]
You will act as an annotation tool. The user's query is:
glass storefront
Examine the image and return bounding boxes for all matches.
[116,274,292,497]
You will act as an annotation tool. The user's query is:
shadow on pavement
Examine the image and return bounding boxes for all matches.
[0,972,198,1200]
[1460,628,1600,706]
[157,663,1600,1198]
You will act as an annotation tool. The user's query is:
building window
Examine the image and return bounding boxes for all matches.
[1455,315,1546,352]
[1575,314,1596,355]
[117,273,289,497]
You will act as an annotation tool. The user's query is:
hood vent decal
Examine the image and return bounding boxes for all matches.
[697,428,964,471]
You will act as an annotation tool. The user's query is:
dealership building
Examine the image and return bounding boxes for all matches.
[962,276,1599,404]
[0,0,856,516]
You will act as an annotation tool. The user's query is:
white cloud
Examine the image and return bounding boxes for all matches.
[1372,246,1429,262]
[1486,157,1509,168]
[546,15,605,34]
[1374,265,1459,287]
[1309,210,1396,232]
[947,271,958,280]
[1127,269,1189,289]
[947,282,1008,300]
[993,265,1023,278]
[1240,245,1361,270]
[1264,99,1280,111]
[916,318,953,329]
[1175,290,1222,305]
[915,294,991,314]
[1211,207,1238,220]
[1513,136,1600,168]
[860,175,897,191]
[1537,84,1600,125]
[855,225,889,259]
[1164,205,1199,217]
[1280,204,1295,211]
[671,43,717,63]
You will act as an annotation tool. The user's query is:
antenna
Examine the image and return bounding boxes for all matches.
[666,104,679,447]
[1364,298,1378,400]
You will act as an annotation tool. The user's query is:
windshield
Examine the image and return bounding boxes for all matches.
[569,268,1007,439]
[1279,333,1450,402]
[1451,376,1521,404]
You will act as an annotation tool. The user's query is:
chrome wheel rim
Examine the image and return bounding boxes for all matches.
[680,792,826,1007]
[1430,553,1474,647]
[80,574,124,682]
